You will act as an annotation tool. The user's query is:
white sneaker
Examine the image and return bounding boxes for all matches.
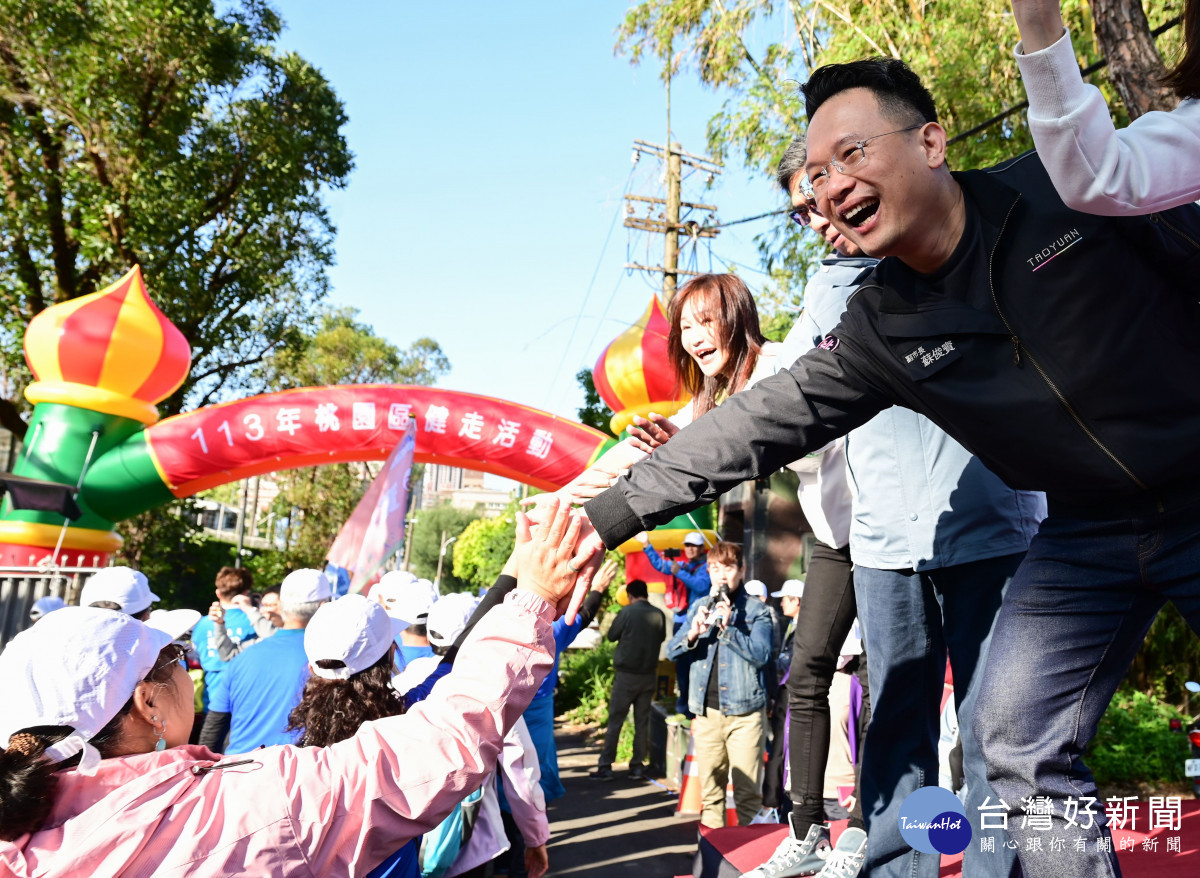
[750,806,781,825]
[815,827,868,878]
[741,822,831,878]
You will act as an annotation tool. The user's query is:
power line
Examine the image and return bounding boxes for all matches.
[707,207,789,229]
[543,165,636,410]
[948,15,1182,145]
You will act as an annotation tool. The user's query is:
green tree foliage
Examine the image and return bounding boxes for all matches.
[408,502,481,593]
[115,499,239,609]
[616,1,1182,271]
[0,0,354,423]
[619,1,1195,713]
[1125,604,1200,706]
[576,368,617,437]
[198,309,449,573]
[256,309,449,391]
[452,504,517,591]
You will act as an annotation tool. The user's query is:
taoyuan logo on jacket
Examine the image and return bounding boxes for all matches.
[1026,228,1083,271]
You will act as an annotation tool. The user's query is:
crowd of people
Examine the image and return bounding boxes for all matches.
[3,1,1200,875]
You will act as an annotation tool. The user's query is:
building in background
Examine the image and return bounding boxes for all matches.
[418,465,513,517]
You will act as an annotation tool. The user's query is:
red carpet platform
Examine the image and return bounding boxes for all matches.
[689,800,1200,878]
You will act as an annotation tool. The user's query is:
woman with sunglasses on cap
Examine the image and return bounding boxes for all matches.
[0,499,588,877]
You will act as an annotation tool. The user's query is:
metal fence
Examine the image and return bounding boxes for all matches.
[0,563,106,651]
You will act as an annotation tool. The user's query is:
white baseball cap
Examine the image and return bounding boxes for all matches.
[771,579,806,598]
[303,594,403,680]
[280,568,333,604]
[79,567,160,616]
[426,592,478,649]
[0,606,174,772]
[683,531,707,546]
[29,595,66,621]
[147,608,202,642]
[372,570,419,612]
[389,578,440,627]
[743,579,768,598]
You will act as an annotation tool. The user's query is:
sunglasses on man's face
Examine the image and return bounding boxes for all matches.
[788,194,822,228]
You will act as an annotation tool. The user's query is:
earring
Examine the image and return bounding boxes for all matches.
[151,715,167,752]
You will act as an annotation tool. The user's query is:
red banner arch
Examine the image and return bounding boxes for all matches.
[145,385,611,496]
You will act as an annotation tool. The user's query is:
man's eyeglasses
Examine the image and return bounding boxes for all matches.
[806,123,925,192]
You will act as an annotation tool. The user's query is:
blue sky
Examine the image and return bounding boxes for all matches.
[273,1,789,424]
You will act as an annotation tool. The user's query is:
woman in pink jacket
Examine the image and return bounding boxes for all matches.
[0,500,588,878]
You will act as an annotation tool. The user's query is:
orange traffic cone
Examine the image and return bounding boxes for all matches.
[675,730,702,817]
[725,779,738,826]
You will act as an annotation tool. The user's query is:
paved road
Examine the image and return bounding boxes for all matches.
[546,728,699,877]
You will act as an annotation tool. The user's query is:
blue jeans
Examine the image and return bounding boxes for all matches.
[855,554,1023,878]
[975,506,1200,878]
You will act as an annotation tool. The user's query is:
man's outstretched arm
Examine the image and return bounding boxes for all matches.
[583,344,890,549]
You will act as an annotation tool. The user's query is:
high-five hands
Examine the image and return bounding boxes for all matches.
[553,438,648,504]
[514,496,604,622]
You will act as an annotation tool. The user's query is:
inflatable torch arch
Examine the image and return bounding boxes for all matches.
[1,267,615,567]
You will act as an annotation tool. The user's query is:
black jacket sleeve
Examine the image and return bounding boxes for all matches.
[576,588,604,630]
[442,573,517,663]
[584,340,892,548]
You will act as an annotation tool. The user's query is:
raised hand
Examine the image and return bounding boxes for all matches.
[1010,0,1066,53]
[627,412,680,454]
[553,437,649,504]
[512,497,583,617]
[555,465,618,504]
[591,558,620,594]
[687,605,712,643]
[519,496,611,621]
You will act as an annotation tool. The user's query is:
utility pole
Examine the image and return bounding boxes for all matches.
[664,57,679,299]
[435,531,457,591]
[233,478,249,567]
[624,62,724,301]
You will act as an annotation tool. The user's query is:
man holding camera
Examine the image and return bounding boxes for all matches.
[666,541,774,828]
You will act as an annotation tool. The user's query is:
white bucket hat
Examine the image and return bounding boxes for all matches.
[29,595,66,621]
[79,566,160,616]
[280,568,333,604]
[743,579,768,598]
[303,594,403,680]
[426,592,478,649]
[771,579,806,598]
[146,608,202,642]
[0,606,174,773]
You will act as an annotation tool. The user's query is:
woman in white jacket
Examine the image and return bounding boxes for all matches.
[1011,0,1200,214]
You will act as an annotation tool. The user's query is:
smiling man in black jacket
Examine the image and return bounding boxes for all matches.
[575,58,1200,878]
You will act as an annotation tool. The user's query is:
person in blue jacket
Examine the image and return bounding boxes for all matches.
[638,531,710,720]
